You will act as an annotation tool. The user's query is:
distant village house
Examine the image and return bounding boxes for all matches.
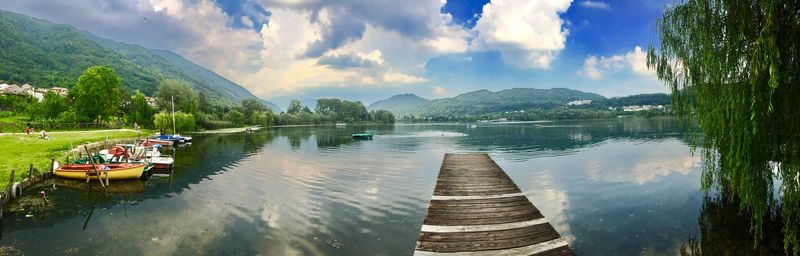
[145,96,158,108]
[0,82,69,101]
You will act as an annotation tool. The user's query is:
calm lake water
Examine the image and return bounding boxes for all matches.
[0,118,786,255]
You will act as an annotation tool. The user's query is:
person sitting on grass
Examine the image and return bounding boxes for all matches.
[38,129,49,140]
[24,123,34,134]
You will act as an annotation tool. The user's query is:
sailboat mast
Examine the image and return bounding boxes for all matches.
[171,95,176,135]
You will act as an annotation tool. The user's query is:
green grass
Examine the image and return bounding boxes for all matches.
[0,130,144,188]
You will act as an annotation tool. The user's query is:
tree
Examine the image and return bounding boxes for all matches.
[154,110,195,133]
[241,98,268,124]
[198,92,211,113]
[154,80,198,114]
[286,99,303,114]
[126,91,155,127]
[72,66,121,122]
[369,109,395,124]
[648,0,800,253]
[250,110,274,126]
[225,110,245,126]
[39,91,68,119]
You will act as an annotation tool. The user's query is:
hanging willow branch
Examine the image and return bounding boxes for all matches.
[648,0,800,254]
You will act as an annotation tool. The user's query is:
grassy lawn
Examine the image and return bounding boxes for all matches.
[0,130,145,189]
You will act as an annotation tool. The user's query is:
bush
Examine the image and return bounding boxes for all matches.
[154,111,195,133]
[225,110,245,126]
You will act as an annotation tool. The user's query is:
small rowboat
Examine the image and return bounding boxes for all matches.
[140,139,173,147]
[55,163,146,180]
[352,133,373,140]
[156,134,188,143]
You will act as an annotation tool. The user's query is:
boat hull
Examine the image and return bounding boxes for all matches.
[140,139,173,147]
[55,164,146,180]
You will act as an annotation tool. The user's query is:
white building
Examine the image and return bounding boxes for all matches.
[567,99,593,106]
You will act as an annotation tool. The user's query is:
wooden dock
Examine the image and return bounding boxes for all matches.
[415,154,574,255]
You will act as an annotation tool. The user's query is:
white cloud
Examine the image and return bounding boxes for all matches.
[578,0,610,10]
[473,0,573,69]
[361,76,376,85]
[382,71,428,84]
[317,49,386,69]
[432,86,447,96]
[241,16,254,28]
[578,46,654,80]
[578,56,603,79]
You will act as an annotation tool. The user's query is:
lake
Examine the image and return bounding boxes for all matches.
[0,118,786,255]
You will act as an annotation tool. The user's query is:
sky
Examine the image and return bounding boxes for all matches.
[0,0,673,107]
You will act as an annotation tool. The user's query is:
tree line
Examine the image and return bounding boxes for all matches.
[274,99,394,125]
[1,66,394,132]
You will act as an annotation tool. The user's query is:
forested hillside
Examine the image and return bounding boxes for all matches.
[367,94,429,115]
[406,88,606,116]
[0,10,278,110]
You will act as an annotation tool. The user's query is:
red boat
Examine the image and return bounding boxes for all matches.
[140,139,174,148]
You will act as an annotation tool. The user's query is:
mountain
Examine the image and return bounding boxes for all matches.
[367,93,429,115]
[410,88,607,116]
[150,50,280,112]
[0,10,279,111]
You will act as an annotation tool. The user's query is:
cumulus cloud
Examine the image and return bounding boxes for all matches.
[382,71,428,84]
[578,0,610,10]
[473,0,573,69]
[316,50,385,69]
[578,46,654,80]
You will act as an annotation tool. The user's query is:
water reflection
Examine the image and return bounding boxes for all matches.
[0,118,783,255]
[680,195,785,255]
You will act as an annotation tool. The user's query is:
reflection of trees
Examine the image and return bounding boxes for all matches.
[275,128,312,149]
[455,118,685,158]
[271,125,396,149]
[679,194,786,255]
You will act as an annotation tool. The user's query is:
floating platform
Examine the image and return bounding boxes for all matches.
[415,153,574,255]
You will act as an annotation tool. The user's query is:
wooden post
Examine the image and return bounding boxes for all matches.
[50,158,55,174]
[8,169,15,185]
[83,146,105,187]
[28,164,34,178]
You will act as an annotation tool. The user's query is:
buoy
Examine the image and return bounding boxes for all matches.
[11,182,23,199]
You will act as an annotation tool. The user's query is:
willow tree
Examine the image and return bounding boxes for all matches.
[648,0,800,253]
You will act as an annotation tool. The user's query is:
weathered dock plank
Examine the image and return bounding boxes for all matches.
[415,153,574,256]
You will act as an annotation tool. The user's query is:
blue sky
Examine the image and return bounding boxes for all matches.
[0,0,673,108]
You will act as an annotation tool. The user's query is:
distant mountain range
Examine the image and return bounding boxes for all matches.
[369,88,670,117]
[0,10,280,112]
[367,93,430,115]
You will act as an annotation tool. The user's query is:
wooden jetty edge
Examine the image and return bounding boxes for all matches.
[415,153,574,256]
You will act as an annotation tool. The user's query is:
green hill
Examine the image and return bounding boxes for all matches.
[0,10,279,111]
[367,93,429,115]
[411,88,607,116]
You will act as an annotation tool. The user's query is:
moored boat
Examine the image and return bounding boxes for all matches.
[352,133,373,140]
[140,139,173,147]
[156,134,186,143]
[55,163,146,180]
[149,156,174,173]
